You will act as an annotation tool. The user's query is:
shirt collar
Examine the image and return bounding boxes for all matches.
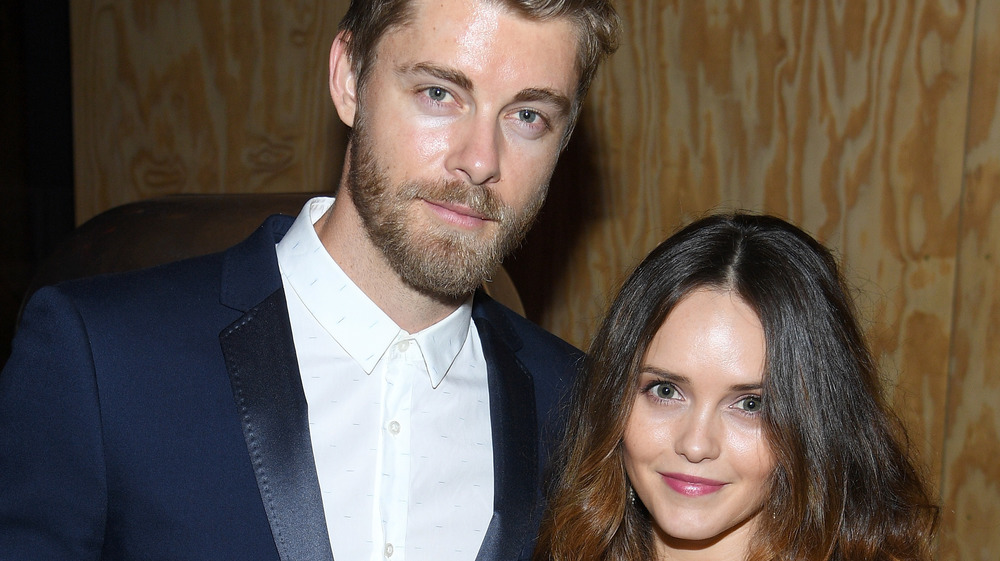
[275,196,473,388]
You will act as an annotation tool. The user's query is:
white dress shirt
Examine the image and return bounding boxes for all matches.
[275,197,494,561]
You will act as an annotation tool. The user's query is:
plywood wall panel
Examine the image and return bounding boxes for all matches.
[70,0,350,223]
[940,1,1000,558]
[529,3,973,492]
[69,1,1000,557]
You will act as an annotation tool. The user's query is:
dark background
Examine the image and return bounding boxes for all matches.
[1,2,75,362]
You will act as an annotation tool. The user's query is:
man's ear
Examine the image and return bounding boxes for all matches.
[329,30,358,127]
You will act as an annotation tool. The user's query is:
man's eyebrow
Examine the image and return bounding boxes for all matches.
[397,62,573,118]
[397,62,473,92]
[514,88,572,118]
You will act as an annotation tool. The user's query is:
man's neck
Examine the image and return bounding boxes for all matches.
[314,193,467,334]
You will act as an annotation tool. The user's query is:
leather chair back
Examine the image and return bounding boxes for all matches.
[24,193,524,317]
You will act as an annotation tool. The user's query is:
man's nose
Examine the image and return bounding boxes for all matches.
[446,117,501,186]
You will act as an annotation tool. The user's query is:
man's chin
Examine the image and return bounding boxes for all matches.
[398,267,489,302]
[391,240,500,300]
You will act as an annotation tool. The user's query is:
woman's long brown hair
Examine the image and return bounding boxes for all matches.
[534,213,938,561]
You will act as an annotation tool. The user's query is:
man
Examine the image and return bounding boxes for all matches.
[0,0,619,559]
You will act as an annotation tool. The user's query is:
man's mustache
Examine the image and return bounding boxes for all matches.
[402,179,509,223]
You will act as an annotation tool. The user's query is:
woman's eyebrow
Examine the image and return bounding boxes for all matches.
[638,366,688,384]
[640,366,764,392]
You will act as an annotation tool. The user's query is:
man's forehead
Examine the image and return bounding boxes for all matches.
[377,0,580,92]
[385,0,581,56]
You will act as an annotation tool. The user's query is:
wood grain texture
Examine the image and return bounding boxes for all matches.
[514,2,978,557]
[524,0,972,493]
[70,1,999,558]
[939,1,1000,558]
[71,0,349,223]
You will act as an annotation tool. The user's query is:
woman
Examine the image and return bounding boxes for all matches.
[534,213,938,560]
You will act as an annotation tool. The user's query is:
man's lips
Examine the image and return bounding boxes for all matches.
[661,473,726,497]
[422,198,493,228]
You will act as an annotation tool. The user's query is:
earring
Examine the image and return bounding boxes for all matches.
[629,486,636,506]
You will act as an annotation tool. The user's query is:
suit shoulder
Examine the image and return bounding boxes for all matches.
[477,294,578,347]
[505,308,580,360]
[49,250,227,308]
[28,213,292,308]
[474,294,583,380]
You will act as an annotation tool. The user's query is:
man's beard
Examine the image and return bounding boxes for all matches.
[347,123,547,300]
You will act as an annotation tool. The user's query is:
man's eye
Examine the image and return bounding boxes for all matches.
[518,109,540,123]
[735,395,762,413]
[652,383,677,400]
[425,87,449,102]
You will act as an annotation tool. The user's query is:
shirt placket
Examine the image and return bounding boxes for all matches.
[376,337,416,561]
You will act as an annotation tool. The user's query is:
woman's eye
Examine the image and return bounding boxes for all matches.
[651,383,677,400]
[735,395,762,413]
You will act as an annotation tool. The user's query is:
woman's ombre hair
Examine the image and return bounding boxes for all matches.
[534,212,938,561]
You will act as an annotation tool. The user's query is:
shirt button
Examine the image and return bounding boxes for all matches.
[396,340,410,352]
[388,420,401,435]
[384,543,394,557]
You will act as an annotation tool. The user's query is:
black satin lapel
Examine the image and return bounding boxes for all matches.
[475,321,538,561]
[220,289,335,561]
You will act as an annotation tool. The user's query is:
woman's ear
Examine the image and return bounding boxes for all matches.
[329,30,358,127]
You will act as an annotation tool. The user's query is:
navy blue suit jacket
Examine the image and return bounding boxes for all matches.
[0,215,580,561]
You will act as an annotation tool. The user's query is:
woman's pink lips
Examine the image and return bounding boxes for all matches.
[661,473,726,497]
